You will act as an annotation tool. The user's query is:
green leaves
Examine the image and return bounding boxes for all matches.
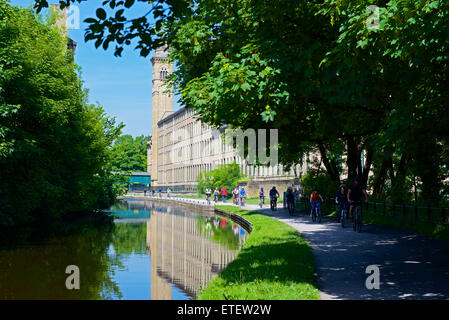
[260,107,276,123]
[0,3,124,226]
[108,134,150,172]
[96,8,107,20]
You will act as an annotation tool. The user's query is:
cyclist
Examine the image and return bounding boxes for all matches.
[214,188,220,203]
[205,188,212,204]
[269,186,280,210]
[286,187,295,214]
[347,177,368,220]
[310,187,324,217]
[259,187,265,208]
[335,184,348,223]
[240,187,246,206]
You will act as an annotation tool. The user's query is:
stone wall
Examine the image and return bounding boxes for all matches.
[238,178,296,198]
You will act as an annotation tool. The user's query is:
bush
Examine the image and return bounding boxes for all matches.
[301,173,339,199]
[197,163,243,196]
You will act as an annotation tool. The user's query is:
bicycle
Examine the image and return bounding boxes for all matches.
[311,202,322,223]
[338,203,348,228]
[270,197,278,211]
[259,196,264,208]
[352,201,363,232]
[206,194,211,205]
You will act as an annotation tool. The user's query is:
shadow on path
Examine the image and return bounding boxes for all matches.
[258,206,449,300]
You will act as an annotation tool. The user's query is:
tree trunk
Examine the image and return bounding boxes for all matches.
[318,142,340,183]
[372,158,390,199]
[346,137,359,182]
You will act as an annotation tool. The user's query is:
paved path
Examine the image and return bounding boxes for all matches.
[136,195,449,299]
[249,204,449,300]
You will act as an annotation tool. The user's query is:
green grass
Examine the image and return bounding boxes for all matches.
[173,194,203,199]
[197,205,319,300]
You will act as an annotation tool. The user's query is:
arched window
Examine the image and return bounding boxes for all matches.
[160,67,169,79]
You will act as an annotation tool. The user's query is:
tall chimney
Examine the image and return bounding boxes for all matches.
[51,4,68,37]
[51,4,77,59]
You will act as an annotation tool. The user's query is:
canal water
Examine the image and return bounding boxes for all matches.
[0,199,247,300]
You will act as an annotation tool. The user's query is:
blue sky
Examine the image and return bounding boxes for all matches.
[11,0,181,137]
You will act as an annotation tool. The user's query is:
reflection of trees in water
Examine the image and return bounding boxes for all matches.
[110,223,147,256]
[110,200,150,212]
[0,222,124,300]
[196,215,240,250]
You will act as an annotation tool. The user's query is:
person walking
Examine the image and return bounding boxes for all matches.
[214,188,219,203]
[158,187,162,198]
[205,188,212,204]
[259,187,265,208]
[286,187,295,215]
[221,186,227,203]
[167,188,171,198]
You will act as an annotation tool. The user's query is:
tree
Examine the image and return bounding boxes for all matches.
[32,0,449,205]
[108,134,150,172]
[0,2,123,227]
[197,163,242,196]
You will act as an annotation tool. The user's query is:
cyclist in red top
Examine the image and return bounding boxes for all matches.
[221,187,227,203]
[310,188,324,216]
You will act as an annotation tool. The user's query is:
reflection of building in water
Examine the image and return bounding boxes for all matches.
[146,207,241,299]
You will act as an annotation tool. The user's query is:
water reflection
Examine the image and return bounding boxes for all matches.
[146,202,246,299]
[0,224,119,299]
[0,199,247,300]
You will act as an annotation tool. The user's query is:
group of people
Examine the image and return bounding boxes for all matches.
[258,186,295,211]
[309,176,369,222]
[144,187,171,198]
[144,176,368,223]
[205,186,247,206]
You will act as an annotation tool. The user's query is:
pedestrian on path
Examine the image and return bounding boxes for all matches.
[221,187,227,203]
[214,188,219,203]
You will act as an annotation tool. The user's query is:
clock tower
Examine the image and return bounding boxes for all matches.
[148,45,173,186]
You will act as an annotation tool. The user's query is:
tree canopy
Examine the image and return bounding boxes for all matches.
[108,134,150,172]
[197,162,242,195]
[0,2,123,226]
[32,0,449,205]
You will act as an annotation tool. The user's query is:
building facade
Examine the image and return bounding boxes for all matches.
[148,47,307,192]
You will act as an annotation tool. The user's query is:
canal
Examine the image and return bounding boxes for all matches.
[0,199,247,299]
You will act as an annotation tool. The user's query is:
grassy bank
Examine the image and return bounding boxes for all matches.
[197,205,319,300]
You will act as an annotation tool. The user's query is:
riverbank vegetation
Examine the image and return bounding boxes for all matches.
[0,3,124,227]
[108,134,150,172]
[197,205,319,300]
[197,163,243,196]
